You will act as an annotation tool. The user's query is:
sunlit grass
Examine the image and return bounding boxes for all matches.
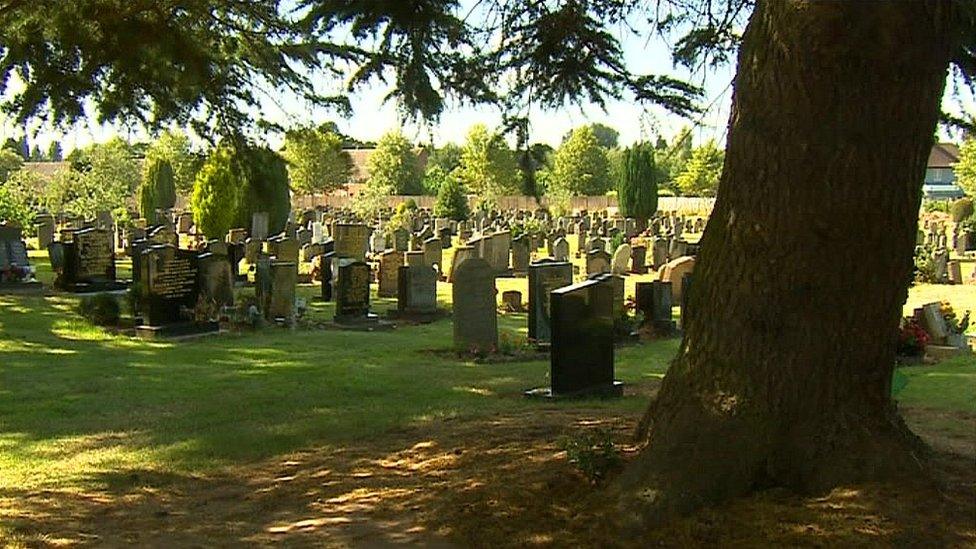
[1,247,972,496]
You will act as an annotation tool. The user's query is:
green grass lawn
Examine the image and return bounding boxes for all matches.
[1,251,973,496]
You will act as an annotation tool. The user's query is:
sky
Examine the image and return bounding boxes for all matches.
[1,5,971,155]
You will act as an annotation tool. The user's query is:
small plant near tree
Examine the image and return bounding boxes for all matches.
[560,429,622,484]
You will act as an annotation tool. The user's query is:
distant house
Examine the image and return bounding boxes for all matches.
[923,142,963,200]
[337,147,429,197]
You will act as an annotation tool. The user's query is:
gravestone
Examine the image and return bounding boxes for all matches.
[487,231,512,275]
[35,214,55,250]
[251,212,270,241]
[448,245,476,282]
[267,261,297,320]
[227,228,248,244]
[267,236,299,263]
[525,277,621,398]
[651,237,669,269]
[370,231,387,253]
[334,223,370,260]
[948,260,963,285]
[527,259,573,345]
[198,251,235,313]
[511,235,530,275]
[0,225,40,291]
[611,244,632,275]
[502,290,523,312]
[630,245,648,274]
[552,237,570,262]
[452,258,497,353]
[319,252,335,301]
[396,264,439,318]
[393,228,410,252]
[659,256,695,300]
[334,260,377,324]
[635,281,675,335]
[422,237,443,272]
[378,250,404,298]
[136,245,218,338]
[586,249,611,276]
[58,228,124,292]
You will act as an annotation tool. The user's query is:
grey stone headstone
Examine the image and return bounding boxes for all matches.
[452,258,497,353]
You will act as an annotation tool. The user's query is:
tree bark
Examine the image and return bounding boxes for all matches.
[622,0,963,517]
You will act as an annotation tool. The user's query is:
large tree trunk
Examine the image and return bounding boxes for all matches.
[621,1,962,517]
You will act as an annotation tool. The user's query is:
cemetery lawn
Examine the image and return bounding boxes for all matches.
[0,255,973,546]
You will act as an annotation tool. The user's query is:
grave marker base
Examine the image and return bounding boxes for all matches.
[58,280,129,293]
[385,308,449,324]
[523,381,623,400]
[0,281,44,295]
[135,321,220,340]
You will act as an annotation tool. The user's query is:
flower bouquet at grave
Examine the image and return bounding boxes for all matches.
[896,317,930,357]
[0,264,34,283]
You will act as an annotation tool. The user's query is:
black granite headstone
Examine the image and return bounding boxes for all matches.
[526,277,621,398]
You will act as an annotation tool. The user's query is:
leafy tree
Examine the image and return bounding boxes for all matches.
[365,130,423,196]
[281,125,353,195]
[145,130,200,195]
[236,146,291,235]
[551,126,611,196]
[29,144,44,161]
[433,170,470,221]
[0,168,43,229]
[191,148,241,240]
[139,158,177,221]
[45,138,139,220]
[0,1,325,136]
[8,0,976,521]
[455,124,518,202]
[563,123,619,148]
[617,142,659,224]
[427,143,462,174]
[958,138,976,197]
[674,140,724,197]
[421,164,451,196]
[0,148,24,183]
[656,127,695,194]
[47,141,63,161]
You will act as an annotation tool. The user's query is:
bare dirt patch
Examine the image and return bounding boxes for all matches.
[2,391,973,547]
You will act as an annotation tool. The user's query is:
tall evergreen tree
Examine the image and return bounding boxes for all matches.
[617,142,659,227]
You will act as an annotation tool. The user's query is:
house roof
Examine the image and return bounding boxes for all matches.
[928,142,960,169]
[342,147,429,185]
[21,161,70,179]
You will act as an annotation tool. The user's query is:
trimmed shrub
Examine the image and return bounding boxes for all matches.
[235,146,291,235]
[950,197,974,223]
[191,147,241,239]
[433,171,470,221]
[617,142,659,222]
[139,158,176,221]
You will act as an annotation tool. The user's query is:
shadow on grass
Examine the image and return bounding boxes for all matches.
[0,291,668,493]
[2,407,973,547]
